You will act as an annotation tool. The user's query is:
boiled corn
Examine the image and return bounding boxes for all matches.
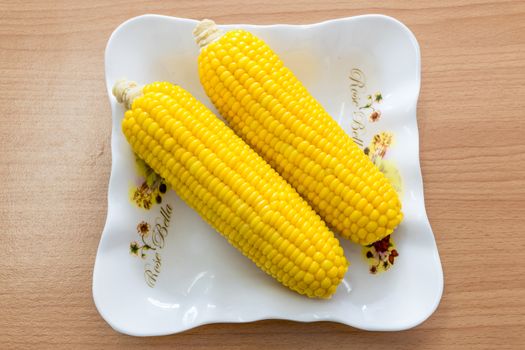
[194,20,403,246]
[113,80,348,298]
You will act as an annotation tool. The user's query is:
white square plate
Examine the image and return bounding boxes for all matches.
[94,14,443,336]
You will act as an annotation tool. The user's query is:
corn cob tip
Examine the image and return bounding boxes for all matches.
[193,19,223,48]
[112,79,143,109]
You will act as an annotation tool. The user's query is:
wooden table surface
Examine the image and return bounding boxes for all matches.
[1,1,524,349]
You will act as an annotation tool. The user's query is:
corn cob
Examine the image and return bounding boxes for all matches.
[194,20,403,246]
[113,80,348,298]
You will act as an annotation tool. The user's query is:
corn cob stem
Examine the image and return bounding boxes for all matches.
[193,19,224,48]
[113,79,348,298]
[113,79,143,109]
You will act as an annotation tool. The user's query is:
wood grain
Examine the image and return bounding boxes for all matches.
[1,1,524,349]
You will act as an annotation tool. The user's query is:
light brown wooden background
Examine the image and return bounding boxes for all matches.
[1,1,524,349]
